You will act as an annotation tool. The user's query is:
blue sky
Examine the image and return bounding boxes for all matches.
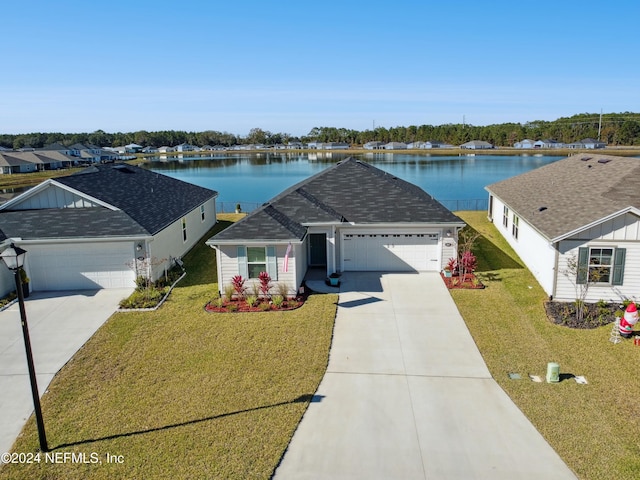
[2,0,639,137]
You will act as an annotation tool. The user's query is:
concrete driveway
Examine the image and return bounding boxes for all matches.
[274,272,577,479]
[0,288,132,456]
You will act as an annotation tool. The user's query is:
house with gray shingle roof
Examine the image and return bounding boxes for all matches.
[207,158,464,296]
[486,154,640,302]
[0,164,217,294]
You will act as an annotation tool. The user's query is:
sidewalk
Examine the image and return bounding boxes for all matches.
[274,272,577,479]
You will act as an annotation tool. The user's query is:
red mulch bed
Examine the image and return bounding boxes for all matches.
[440,272,485,290]
[204,296,305,313]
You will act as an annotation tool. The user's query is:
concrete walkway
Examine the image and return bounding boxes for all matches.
[274,272,577,479]
[0,289,132,457]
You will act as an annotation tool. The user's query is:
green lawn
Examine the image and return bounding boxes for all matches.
[452,211,640,480]
[0,216,337,479]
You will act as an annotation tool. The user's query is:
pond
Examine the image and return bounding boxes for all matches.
[143,152,565,212]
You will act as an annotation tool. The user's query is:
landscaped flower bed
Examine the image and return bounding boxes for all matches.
[204,295,305,313]
[205,272,306,313]
[440,272,485,289]
[544,300,622,329]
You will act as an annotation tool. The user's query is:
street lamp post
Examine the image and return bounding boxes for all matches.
[0,243,48,452]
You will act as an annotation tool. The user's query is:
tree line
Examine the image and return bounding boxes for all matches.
[2,112,640,150]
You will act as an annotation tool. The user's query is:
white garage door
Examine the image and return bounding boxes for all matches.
[342,233,440,271]
[27,242,136,291]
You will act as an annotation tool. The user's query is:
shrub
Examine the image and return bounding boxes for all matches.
[258,271,272,298]
[277,282,290,298]
[0,291,17,308]
[224,284,235,302]
[231,275,246,299]
[272,295,284,308]
[259,302,272,311]
[215,297,225,308]
[119,289,164,309]
[460,250,478,276]
[246,295,258,308]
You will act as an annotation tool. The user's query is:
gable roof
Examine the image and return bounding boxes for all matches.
[1,164,217,236]
[486,154,640,242]
[211,158,462,243]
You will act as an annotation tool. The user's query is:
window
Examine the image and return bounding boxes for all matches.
[238,246,277,280]
[577,247,626,285]
[200,204,205,222]
[588,247,613,283]
[182,218,187,242]
[503,206,509,228]
[512,214,519,239]
[488,195,494,220]
[247,247,267,279]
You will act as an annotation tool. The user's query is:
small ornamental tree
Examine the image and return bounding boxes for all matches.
[459,250,478,279]
[231,275,246,300]
[258,272,272,299]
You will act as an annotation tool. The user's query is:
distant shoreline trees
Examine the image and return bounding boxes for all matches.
[2,112,640,150]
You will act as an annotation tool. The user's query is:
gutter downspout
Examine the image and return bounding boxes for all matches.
[551,241,560,301]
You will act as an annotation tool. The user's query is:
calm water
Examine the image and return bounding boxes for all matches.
[143,152,565,212]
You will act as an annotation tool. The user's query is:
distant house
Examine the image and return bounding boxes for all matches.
[486,154,640,302]
[514,139,536,149]
[460,140,493,150]
[175,143,197,152]
[384,142,407,150]
[0,151,75,174]
[567,138,606,149]
[425,141,454,149]
[287,142,304,149]
[363,141,385,150]
[0,164,218,295]
[406,142,425,149]
[142,146,158,154]
[318,142,350,150]
[534,139,565,149]
[207,158,464,296]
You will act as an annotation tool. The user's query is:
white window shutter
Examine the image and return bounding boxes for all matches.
[237,246,248,278]
[266,246,278,280]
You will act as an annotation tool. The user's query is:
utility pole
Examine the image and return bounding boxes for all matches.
[597,109,603,141]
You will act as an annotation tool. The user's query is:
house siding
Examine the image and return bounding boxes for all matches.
[489,196,556,294]
[13,184,102,209]
[216,242,301,296]
[148,198,217,280]
[554,213,640,302]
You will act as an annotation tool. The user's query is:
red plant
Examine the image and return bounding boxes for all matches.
[446,257,458,274]
[258,271,272,298]
[231,275,246,299]
[459,250,477,277]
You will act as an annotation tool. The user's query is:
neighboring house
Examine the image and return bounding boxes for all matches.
[0,153,38,174]
[567,138,606,149]
[363,141,385,150]
[0,164,217,295]
[207,158,464,296]
[425,141,454,149]
[316,142,350,150]
[486,154,640,303]
[158,146,175,153]
[514,139,536,149]
[460,140,493,149]
[175,143,197,152]
[534,139,565,149]
[384,142,407,150]
[406,142,425,149]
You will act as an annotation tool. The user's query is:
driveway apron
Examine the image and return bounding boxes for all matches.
[274,272,577,480]
[0,289,132,457]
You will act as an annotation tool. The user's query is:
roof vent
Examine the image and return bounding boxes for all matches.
[597,159,611,164]
[113,165,135,173]
[581,157,592,161]
[538,206,548,212]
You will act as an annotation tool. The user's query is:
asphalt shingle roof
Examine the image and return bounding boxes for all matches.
[212,158,461,242]
[486,154,640,241]
[55,164,217,235]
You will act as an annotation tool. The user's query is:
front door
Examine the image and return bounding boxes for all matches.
[309,233,327,266]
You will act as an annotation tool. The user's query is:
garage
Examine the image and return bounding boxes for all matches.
[26,242,136,291]
[342,232,440,272]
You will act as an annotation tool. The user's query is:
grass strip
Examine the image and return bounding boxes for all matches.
[452,211,640,480]
[1,215,337,479]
